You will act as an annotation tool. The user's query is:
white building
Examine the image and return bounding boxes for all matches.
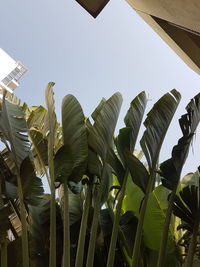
[0,48,27,94]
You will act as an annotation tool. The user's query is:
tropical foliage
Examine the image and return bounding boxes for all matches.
[0,84,200,267]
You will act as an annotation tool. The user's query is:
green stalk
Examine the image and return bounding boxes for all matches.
[131,170,156,267]
[75,184,92,267]
[156,184,178,267]
[185,179,200,267]
[106,169,129,267]
[0,179,7,267]
[62,180,70,267]
[86,167,107,267]
[17,174,30,267]
[49,167,56,267]
[1,241,7,267]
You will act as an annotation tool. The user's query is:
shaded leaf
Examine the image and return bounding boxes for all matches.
[62,94,88,182]
[20,157,44,206]
[54,146,73,183]
[106,147,125,185]
[140,89,181,169]
[125,151,149,193]
[88,92,123,161]
[0,98,31,168]
[161,93,200,190]
[124,91,147,151]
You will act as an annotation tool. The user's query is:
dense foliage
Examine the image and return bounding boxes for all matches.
[0,84,200,267]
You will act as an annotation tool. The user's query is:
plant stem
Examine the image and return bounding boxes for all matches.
[185,179,200,267]
[1,241,7,267]
[0,180,7,267]
[106,169,129,267]
[62,180,70,267]
[49,171,56,267]
[156,184,178,267]
[131,170,156,267]
[86,167,107,267]
[75,184,92,267]
[17,174,30,267]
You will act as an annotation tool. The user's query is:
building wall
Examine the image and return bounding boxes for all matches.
[0,48,18,81]
[126,0,200,32]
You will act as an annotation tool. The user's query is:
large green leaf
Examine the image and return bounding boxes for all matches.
[143,185,175,252]
[115,127,132,167]
[62,94,88,182]
[161,93,200,190]
[0,98,31,168]
[122,175,144,217]
[91,98,106,121]
[54,146,73,183]
[140,89,181,169]
[20,157,44,206]
[88,92,123,162]
[124,91,147,151]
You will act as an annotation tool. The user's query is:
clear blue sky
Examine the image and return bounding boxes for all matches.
[1,0,200,175]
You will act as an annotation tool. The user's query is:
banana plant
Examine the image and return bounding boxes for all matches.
[45,82,58,267]
[55,94,88,267]
[130,89,181,267]
[106,91,147,267]
[172,178,200,267]
[157,93,200,267]
[86,92,123,267]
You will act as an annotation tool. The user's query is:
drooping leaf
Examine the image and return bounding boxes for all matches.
[27,106,47,134]
[20,157,44,206]
[124,91,147,151]
[172,185,199,227]
[161,93,200,190]
[125,151,149,193]
[88,92,123,161]
[106,147,125,185]
[115,127,132,167]
[54,146,73,183]
[140,89,181,169]
[0,98,31,169]
[62,94,88,182]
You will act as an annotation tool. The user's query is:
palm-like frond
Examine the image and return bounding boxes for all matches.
[161,93,200,190]
[88,92,123,162]
[124,91,147,151]
[0,98,31,168]
[140,89,181,169]
[61,94,88,182]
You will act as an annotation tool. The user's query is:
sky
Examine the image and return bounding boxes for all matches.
[0,0,200,177]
